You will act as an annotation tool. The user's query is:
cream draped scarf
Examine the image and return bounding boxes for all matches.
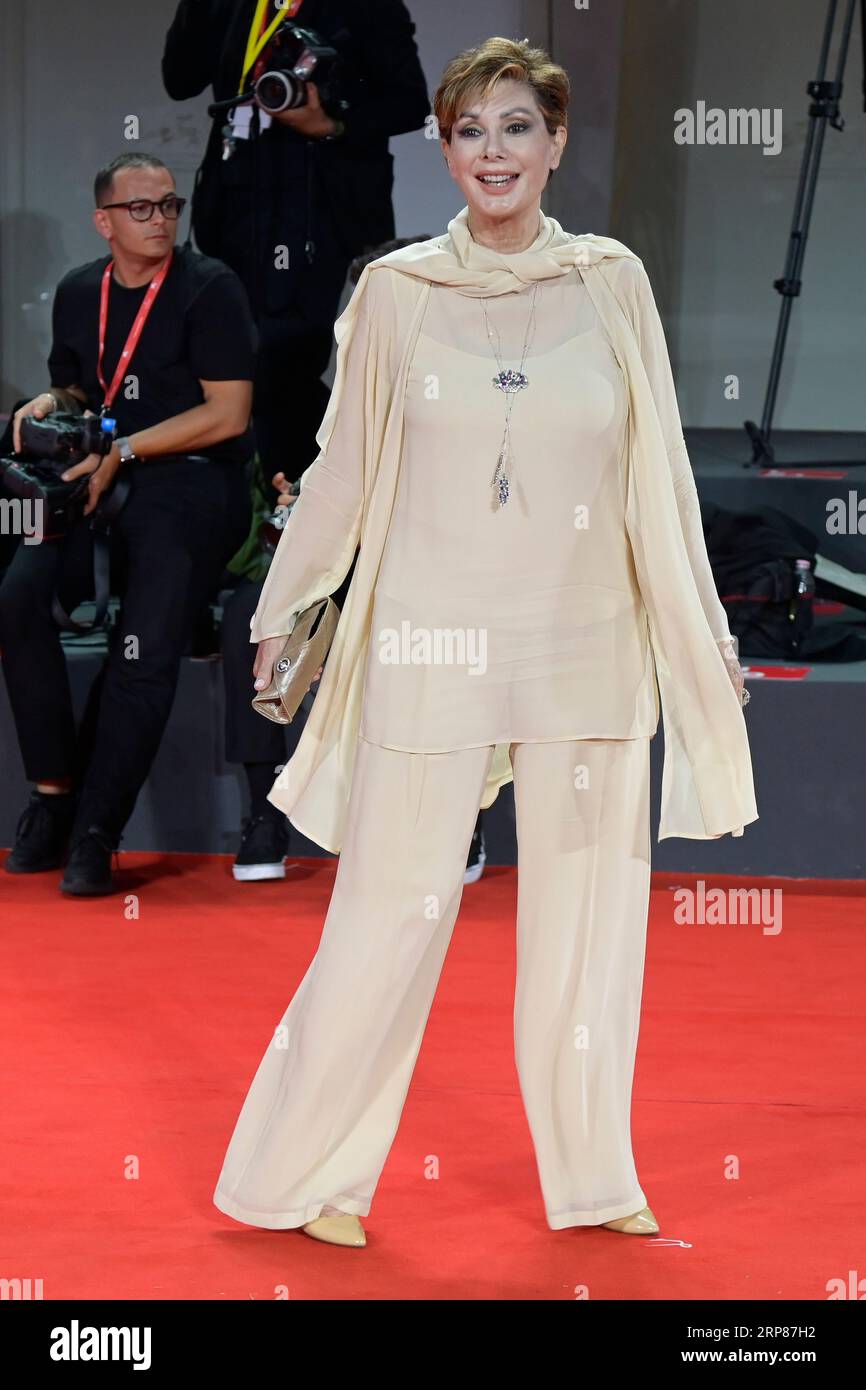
[254,204,758,850]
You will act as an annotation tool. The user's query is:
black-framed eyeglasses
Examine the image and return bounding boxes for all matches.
[99,195,187,222]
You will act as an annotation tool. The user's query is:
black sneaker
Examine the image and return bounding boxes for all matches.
[464,817,487,885]
[232,813,289,881]
[60,825,121,897]
[4,790,78,873]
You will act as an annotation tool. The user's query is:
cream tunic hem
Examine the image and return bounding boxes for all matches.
[357,728,657,755]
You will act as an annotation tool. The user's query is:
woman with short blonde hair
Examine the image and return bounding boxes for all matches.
[214,36,756,1248]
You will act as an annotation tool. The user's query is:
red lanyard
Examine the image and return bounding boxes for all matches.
[96,251,174,414]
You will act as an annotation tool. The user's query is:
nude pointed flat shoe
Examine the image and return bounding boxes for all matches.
[602,1205,659,1234]
[302,1211,367,1247]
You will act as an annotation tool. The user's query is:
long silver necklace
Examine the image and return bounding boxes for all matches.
[480,281,539,507]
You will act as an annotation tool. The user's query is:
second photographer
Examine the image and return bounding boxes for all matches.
[162,0,430,484]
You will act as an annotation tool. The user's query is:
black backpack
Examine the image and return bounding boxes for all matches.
[701,502,818,659]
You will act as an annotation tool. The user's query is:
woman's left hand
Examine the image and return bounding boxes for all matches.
[717,638,749,706]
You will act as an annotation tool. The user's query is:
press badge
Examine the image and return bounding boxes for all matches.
[231,104,272,139]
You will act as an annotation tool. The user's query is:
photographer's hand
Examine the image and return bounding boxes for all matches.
[264,81,339,138]
[61,442,122,516]
[12,385,87,451]
[13,392,57,453]
[271,470,299,507]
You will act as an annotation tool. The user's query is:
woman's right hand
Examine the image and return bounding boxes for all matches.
[253,637,285,691]
[253,636,323,694]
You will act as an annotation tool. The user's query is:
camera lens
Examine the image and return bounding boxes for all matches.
[255,71,300,113]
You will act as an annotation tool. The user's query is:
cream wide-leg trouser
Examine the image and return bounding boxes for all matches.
[213,733,652,1231]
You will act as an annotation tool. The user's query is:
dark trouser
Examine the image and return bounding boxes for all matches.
[252,314,336,487]
[204,160,352,485]
[0,456,250,842]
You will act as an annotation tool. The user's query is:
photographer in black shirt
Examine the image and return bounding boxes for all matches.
[0,152,258,895]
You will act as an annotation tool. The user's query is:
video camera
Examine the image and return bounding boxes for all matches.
[0,411,117,538]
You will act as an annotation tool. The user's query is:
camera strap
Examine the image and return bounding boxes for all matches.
[96,251,174,414]
[237,0,306,96]
[49,472,133,635]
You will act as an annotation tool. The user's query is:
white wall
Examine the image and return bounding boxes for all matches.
[612,0,866,429]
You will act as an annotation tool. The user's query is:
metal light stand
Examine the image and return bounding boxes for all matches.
[744,0,864,468]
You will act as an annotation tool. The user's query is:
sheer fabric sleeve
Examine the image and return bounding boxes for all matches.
[626,258,734,646]
[249,278,375,644]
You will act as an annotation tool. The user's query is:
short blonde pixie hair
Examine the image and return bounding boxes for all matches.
[433,35,569,145]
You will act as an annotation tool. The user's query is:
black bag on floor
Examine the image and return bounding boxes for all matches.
[706,500,866,661]
[702,501,866,660]
[701,502,817,658]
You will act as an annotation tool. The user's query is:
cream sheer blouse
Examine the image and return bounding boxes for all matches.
[358,269,710,751]
[247,220,755,847]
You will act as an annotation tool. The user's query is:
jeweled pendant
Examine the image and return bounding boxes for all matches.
[492,368,528,393]
[492,452,510,506]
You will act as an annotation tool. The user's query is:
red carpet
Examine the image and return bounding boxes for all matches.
[1,853,862,1300]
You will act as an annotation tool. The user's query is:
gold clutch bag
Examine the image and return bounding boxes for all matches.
[250,596,340,725]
